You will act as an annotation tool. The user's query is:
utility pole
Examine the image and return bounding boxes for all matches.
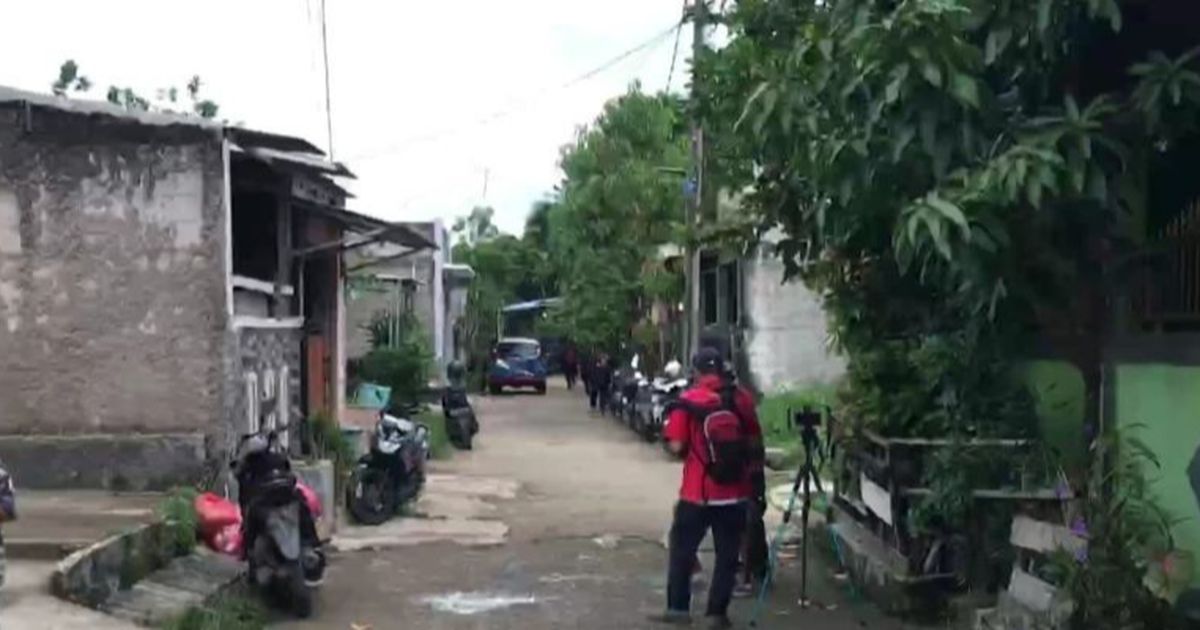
[685,0,707,362]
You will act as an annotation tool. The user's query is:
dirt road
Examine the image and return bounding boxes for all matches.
[280,380,906,629]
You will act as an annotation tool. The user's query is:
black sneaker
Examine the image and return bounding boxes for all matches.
[705,615,733,629]
[647,611,693,626]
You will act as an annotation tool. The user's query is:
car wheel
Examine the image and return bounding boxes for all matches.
[536,383,547,395]
[489,384,502,395]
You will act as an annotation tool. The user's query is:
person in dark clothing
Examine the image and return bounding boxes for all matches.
[650,347,763,628]
[562,344,579,390]
[588,353,610,411]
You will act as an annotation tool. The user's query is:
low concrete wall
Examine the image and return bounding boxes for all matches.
[51,521,176,608]
[0,433,206,491]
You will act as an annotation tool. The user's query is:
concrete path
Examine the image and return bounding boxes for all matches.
[0,560,136,630]
[1,490,161,627]
[5,491,159,559]
[278,379,916,629]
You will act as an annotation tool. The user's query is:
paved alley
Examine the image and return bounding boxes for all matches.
[280,380,912,630]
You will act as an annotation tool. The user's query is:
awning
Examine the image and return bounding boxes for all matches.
[501,297,563,313]
[291,201,437,261]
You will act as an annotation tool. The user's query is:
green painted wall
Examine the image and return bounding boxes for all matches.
[1116,364,1200,586]
[1022,360,1087,471]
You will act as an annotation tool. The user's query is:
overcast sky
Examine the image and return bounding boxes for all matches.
[1,1,692,235]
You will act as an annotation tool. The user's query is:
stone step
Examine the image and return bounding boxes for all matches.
[102,551,244,627]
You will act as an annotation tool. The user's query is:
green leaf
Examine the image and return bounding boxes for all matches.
[734,82,770,131]
[924,212,953,261]
[921,62,943,88]
[1025,175,1043,208]
[1037,0,1052,33]
[950,73,980,108]
[891,124,916,162]
[984,26,1013,65]
[927,195,969,231]
[1087,165,1108,204]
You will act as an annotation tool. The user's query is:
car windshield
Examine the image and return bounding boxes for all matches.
[497,342,539,359]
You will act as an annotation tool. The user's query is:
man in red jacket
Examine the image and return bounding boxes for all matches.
[650,347,763,628]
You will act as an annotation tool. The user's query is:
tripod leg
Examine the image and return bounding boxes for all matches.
[799,466,813,607]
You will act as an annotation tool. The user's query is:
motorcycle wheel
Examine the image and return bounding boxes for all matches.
[285,561,313,618]
[640,415,657,442]
[395,470,426,506]
[346,466,395,526]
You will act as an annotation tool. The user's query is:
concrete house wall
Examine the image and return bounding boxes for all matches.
[742,245,846,393]
[0,107,227,488]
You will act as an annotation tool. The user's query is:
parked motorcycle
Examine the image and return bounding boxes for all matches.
[231,426,326,618]
[654,361,689,450]
[443,360,479,450]
[346,405,430,525]
[610,354,641,425]
[443,387,478,450]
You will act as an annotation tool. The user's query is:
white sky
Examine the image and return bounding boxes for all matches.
[1,0,693,235]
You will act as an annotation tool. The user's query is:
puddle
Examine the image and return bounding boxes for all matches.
[592,534,620,549]
[538,573,613,584]
[421,591,539,615]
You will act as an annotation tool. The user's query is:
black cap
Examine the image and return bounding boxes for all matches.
[692,347,723,375]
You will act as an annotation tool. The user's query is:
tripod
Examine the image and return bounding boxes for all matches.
[748,407,828,628]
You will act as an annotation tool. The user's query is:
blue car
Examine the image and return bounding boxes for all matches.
[488,338,548,395]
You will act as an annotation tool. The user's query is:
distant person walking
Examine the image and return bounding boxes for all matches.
[650,346,763,628]
[562,343,579,390]
[589,353,612,412]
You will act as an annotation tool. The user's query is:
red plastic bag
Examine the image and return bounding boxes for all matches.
[209,523,243,556]
[194,492,241,537]
[297,480,322,520]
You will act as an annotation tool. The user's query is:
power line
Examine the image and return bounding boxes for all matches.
[665,0,687,92]
[346,21,682,162]
[320,0,334,158]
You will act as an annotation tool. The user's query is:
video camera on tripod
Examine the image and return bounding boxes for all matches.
[749,403,838,625]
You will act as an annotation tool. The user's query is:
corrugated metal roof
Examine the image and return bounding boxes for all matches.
[0,85,223,130]
[0,84,325,158]
[234,144,355,179]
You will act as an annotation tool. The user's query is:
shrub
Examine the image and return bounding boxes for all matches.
[158,487,199,556]
[359,311,433,405]
[162,594,267,630]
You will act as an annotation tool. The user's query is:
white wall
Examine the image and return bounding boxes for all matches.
[742,247,845,393]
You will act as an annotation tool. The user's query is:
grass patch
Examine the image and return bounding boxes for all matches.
[161,594,268,630]
[758,384,838,449]
[158,487,199,556]
[416,409,451,459]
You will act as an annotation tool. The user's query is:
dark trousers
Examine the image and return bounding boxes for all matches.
[589,386,601,409]
[564,366,578,389]
[743,499,768,582]
[667,501,747,617]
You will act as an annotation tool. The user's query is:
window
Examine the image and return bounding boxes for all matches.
[721,262,741,325]
[496,341,540,359]
[702,268,719,325]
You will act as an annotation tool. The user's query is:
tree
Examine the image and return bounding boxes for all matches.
[541,85,690,351]
[452,206,500,246]
[50,59,220,119]
[703,1,1200,625]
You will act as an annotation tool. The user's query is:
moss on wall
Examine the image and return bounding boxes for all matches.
[1022,360,1087,472]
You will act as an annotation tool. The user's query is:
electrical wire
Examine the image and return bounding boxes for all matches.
[665,1,686,92]
[346,20,683,163]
